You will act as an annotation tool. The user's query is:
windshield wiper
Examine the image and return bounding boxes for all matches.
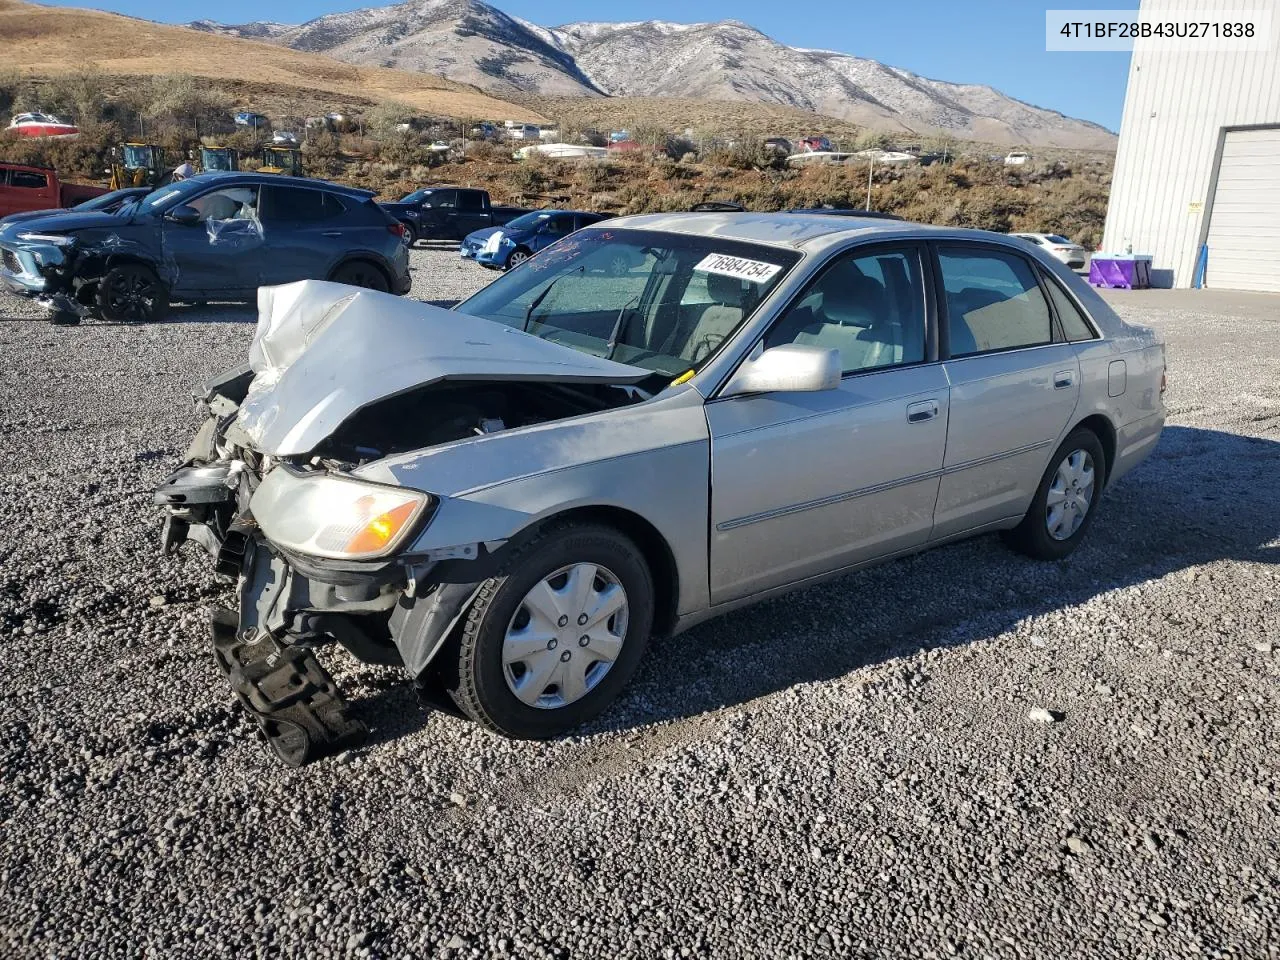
[605,295,640,361]
[522,271,576,332]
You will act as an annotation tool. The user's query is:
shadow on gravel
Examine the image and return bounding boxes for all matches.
[574,425,1280,734]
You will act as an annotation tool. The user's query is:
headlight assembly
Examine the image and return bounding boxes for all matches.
[251,468,433,561]
[16,233,75,246]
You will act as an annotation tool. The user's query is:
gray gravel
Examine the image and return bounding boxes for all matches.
[1,252,1277,959]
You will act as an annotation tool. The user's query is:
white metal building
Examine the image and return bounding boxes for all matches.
[1102,0,1280,291]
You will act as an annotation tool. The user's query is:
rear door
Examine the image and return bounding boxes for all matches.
[258,185,350,284]
[454,190,490,235]
[931,243,1080,540]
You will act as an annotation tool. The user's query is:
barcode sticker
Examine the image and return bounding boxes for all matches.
[693,253,782,284]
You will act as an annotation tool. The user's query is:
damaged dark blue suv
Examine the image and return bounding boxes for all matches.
[0,172,411,324]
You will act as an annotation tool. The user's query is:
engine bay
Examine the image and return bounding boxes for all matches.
[312,379,647,464]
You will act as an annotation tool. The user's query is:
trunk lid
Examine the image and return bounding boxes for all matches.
[237,279,651,457]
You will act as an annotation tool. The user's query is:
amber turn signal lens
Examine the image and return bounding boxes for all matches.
[345,500,420,555]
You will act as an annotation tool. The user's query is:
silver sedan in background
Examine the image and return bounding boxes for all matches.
[156,213,1166,764]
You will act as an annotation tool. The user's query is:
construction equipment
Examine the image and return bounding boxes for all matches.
[259,146,303,177]
[200,146,239,172]
[109,143,167,190]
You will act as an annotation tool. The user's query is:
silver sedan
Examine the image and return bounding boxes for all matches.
[157,213,1166,764]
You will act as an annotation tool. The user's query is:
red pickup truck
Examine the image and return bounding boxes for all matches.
[0,163,109,219]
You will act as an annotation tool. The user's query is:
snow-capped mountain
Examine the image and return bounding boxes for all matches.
[191,0,1115,148]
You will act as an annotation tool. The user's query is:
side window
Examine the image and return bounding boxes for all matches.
[186,186,259,223]
[11,171,49,189]
[764,246,926,375]
[544,215,572,237]
[430,190,456,208]
[1043,275,1098,342]
[938,247,1052,357]
[456,191,483,212]
[262,186,345,222]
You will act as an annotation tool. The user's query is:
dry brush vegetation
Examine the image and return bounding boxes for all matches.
[0,67,1113,248]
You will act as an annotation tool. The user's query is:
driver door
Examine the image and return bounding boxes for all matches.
[161,184,263,297]
[705,243,948,604]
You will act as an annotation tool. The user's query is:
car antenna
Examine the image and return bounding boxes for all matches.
[605,295,640,361]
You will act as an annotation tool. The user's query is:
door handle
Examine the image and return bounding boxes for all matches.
[1053,370,1075,389]
[906,399,939,423]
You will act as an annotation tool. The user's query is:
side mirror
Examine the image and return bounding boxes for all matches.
[167,205,201,226]
[720,344,841,397]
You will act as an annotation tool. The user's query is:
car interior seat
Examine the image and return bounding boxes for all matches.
[680,272,758,363]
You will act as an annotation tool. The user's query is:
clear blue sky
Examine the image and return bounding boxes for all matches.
[42,0,1137,130]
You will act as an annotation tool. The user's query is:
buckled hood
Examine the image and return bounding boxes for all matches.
[236,280,651,457]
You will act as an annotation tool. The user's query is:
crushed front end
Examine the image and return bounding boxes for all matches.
[154,280,651,765]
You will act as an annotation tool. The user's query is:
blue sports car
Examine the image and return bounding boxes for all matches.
[460,209,608,270]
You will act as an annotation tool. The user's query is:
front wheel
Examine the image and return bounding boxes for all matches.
[331,261,389,292]
[505,247,531,270]
[1003,428,1106,561]
[402,223,418,247]
[444,523,654,739]
[95,264,169,323]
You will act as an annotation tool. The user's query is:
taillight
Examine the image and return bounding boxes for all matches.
[388,222,406,239]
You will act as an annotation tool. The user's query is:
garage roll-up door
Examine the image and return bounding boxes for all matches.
[1205,127,1280,293]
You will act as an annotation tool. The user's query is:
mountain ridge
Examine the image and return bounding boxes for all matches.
[191,0,1116,149]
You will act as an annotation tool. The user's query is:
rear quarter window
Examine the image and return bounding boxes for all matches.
[1043,275,1099,342]
[10,171,49,189]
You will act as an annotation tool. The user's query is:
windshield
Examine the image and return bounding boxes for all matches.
[122,145,154,169]
[400,188,450,206]
[455,227,800,380]
[504,211,555,231]
[73,190,134,213]
[133,179,207,216]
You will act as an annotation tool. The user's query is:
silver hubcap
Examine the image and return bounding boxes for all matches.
[1046,449,1095,541]
[502,563,628,710]
[509,252,528,266]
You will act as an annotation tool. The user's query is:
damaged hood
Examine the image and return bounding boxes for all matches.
[0,210,123,240]
[237,280,651,457]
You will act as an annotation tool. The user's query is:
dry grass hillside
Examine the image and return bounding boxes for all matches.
[0,0,542,122]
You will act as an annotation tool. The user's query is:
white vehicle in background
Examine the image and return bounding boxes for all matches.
[508,124,542,141]
[1010,232,1088,271]
[1004,150,1031,166]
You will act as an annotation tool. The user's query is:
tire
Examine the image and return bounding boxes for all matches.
[505,247,532,270]
[445,522,654,739]
[1003,428,1106,561]
[95,264,169,323]
[402,223,418,247]
[330,260,390,292]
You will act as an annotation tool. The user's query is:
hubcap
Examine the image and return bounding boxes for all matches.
[1045,448,1095,541]
[502,563,628,710]
[509,252,528,267]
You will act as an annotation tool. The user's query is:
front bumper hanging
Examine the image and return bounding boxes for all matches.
[210,608,367,767]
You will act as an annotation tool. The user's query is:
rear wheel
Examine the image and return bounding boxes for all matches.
[331,261,390,292]
[444,522,654,739]
[1004,428,1106,561]
[95,264,169,323]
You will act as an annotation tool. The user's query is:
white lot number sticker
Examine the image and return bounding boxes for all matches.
[694,253,781,284]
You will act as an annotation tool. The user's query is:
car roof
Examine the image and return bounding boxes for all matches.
[181,171,374,199]
[599,211,1036,254]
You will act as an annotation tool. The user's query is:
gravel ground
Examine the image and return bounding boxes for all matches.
[1,250,1277,960]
